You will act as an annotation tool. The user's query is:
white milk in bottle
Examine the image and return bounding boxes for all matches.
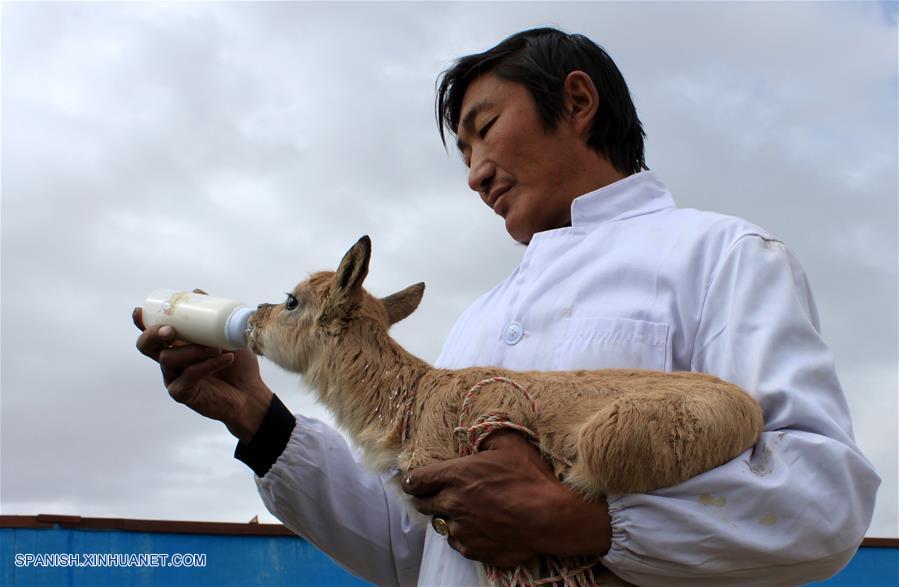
[141,289,253,350]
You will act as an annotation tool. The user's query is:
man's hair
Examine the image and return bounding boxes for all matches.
[436,28,648,175]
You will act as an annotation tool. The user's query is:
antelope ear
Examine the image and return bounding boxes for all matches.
[332,235,371,305]
[380,282,425,325]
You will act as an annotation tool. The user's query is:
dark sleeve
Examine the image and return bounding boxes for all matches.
[233,393,296,477]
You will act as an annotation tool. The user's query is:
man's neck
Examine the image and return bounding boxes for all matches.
[573,155,629,200]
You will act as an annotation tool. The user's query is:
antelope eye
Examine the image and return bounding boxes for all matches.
[284,293,300,311]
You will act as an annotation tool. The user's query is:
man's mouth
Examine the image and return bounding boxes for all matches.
[488,186,511,212]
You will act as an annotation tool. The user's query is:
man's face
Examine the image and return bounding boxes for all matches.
[456,73,590,244]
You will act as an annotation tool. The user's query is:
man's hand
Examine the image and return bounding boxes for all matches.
[133,292,273,444]
[401,430,612,568]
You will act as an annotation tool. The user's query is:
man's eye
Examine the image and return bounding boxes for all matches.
[478,117,497,139]
[284,293,300,310]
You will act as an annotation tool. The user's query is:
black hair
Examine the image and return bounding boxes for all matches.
[436,28,648,175]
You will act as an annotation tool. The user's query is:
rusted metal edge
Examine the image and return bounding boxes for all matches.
[0,514,297,537]
[861,537,899,548]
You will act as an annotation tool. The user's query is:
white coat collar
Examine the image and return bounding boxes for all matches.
[570,170,676,227]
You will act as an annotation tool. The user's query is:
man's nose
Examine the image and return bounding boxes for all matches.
[467,158,495,197]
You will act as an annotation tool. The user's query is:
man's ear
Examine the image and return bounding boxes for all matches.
[380,282,425,326]
[330,235,371,310]
[563,71,599,138]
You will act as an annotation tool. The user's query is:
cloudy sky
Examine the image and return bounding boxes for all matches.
[2,1,896,541]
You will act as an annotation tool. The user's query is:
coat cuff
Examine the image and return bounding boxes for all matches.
[234,393,296,477]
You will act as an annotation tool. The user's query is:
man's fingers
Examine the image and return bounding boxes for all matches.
[414,488,467,518]
[411,496,439,516]
[401,461,455,497]
[132,307,145,331]
[167,353,235,401]
[159,344,223,383]
[406,466,467,518]
[136,324,178,362]
[447,535,472,560]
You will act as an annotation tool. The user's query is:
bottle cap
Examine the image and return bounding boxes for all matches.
[226,306,254,348]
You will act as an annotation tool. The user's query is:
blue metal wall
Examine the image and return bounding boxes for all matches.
[1,525,372,586]
[2,523,896,586]
[807,545,899,587]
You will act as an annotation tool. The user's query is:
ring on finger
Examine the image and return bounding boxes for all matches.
[431,516,450,537]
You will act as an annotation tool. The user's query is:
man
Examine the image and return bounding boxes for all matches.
[134,28,879,585]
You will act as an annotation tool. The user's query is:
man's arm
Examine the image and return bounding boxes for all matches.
[133,308,425,586]
[601,235,881,585]
[241,401,426,586]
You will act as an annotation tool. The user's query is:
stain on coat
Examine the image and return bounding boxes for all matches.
[699,494,727,507]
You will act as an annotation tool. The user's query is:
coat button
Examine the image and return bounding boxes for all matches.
[503,321,524,345]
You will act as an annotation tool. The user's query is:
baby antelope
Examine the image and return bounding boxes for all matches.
[247,236,764,500]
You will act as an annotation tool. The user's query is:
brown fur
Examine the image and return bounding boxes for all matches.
[247,236,764,499]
